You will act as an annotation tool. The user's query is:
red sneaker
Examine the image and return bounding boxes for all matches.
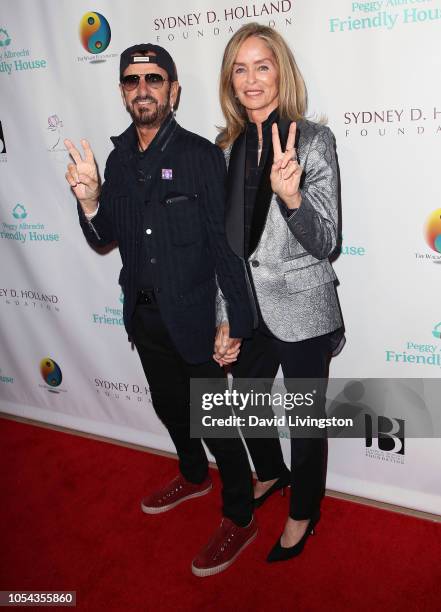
[191,516,258,577]
[141,474,212,514]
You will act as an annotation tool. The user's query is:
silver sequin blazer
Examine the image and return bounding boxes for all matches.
[217,118,343,343]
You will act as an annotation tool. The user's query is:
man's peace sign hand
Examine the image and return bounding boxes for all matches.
[64,139,100,214]
[270,122,302,210]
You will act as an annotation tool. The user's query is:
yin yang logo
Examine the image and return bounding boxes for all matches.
[79,12,111,54]
[40,358,63,387]
[424,208,441,254]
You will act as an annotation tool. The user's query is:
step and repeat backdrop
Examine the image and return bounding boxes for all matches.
[1,0,440,514]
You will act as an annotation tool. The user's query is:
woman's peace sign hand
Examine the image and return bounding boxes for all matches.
[270,122,302,210]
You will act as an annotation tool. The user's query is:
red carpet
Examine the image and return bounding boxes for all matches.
[1,417,440,611]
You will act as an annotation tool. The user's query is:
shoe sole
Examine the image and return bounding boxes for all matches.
[141,483,213,514]
[191,528,258,577]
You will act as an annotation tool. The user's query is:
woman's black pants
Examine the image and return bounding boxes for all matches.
[232,328,331,520]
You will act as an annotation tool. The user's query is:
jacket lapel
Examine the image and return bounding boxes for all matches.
[225,117,300,258]
[225,131,246,258]
[248,117,293,255]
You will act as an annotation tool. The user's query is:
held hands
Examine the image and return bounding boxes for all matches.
[270,122,302,210]
[64,139,100,214]
[213,323,242,367]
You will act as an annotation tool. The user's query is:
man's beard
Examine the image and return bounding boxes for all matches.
[127,91,171,128]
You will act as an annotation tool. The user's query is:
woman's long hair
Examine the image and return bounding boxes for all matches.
[218,23,307,149]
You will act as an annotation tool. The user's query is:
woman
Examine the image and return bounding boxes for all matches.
[214,23,344,562]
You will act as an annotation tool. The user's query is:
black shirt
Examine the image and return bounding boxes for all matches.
[244,108,278,257]
[244,109,280,337]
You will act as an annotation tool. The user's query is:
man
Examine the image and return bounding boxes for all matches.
[64,43,257,577]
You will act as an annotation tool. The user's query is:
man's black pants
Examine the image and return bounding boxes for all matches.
[131,302,253,527]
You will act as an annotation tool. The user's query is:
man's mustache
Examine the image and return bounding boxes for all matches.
[133,96,157,105]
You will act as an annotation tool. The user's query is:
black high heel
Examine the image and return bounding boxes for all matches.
[253,469,291,509]
[266,512,320,563]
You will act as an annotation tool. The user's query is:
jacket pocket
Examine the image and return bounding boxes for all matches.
[284,259,337,294]
[163,193,201,246]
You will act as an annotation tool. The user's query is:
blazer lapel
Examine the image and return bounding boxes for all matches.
[248,117,294,255]
[225,132,246,258]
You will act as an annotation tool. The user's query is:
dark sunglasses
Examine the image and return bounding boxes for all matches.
[120,73,169,91]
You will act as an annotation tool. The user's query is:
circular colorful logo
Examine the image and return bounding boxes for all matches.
[79,12,111,54]
[40,358,62,387]
[424,208,441,254]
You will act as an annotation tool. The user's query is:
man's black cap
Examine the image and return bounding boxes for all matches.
[119,44,178,81]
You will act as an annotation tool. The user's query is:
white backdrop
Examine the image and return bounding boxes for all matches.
[1,0,440,514]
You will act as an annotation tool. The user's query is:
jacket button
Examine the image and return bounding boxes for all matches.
[251,260,260,267]
[150,258,157,264]
[146,228,152,235]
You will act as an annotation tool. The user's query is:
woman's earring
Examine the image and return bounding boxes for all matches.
[171,103,175,117]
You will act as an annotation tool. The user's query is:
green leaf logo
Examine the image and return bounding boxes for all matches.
[0,29,11,47]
